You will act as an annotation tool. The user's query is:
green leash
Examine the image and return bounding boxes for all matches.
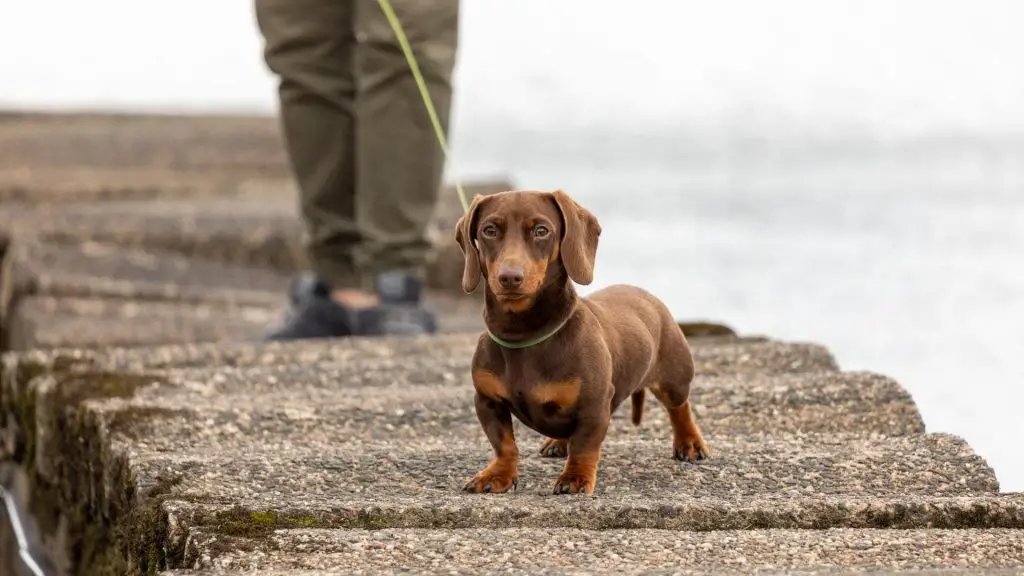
[376,0,468,213]
[378,0,570,349]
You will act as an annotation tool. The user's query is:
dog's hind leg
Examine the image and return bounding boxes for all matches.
[650,382,710,462]
[630,389,646,425]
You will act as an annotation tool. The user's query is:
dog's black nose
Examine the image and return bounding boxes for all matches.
[498,266,525,289]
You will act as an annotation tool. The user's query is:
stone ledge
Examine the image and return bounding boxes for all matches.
[168,527,1024,574]
[0,336,990,574]
[3,333,837,374]
[94,370,923,439]
[0,111,289,177]
[122,432,993,503]
[154,493,1024,546]
[0,338,878,573]
[155,565,1024,569]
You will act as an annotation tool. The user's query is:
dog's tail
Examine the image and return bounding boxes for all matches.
[630,389,645,426]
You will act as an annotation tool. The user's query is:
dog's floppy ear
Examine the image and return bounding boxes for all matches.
[454,194,488,293]
[551,189,602,285]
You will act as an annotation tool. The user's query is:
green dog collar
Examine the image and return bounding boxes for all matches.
[486,315,572,349]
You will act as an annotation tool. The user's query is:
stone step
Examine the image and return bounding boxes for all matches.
[1,179,505,279]
[157,565,1024,569]
[7,296,280,350]
[106,368,921,441]
[2,241,742,350]
[155,493,1024,553]
[165,527,1024,575]
[0,111,288,176]
[0,167,280,204]
[126,431,994,505]
[4,292,482,351]
[6,333,836,381]
[15,241,292,305]
[0,237,486,350]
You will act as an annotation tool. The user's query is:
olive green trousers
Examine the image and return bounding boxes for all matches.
[255,0,459,291]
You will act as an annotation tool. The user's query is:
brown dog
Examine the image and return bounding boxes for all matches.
[454,189,710,495]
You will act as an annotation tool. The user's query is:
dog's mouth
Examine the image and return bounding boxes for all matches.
[496,292,529,301]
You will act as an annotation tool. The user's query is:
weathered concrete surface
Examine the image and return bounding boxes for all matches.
[0,177,515,350]
[160,570,1024,576]
[164,528,1024,574]
[159,565,1024,569]
[114,368,922,440]
[0,113,512,350]
[3,336,1018,574]
[0,175,505,289]
[5,332,830,374]
[1,111,1020,575]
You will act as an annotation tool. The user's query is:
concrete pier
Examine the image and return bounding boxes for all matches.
[1,111,1021,575]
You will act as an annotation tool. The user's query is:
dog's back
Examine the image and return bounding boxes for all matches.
[583,284,695,421]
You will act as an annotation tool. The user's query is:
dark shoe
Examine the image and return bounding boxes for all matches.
[264,295,356,340]
[282,271,331,321]
[264,271,437,341]
[351,302,438,336]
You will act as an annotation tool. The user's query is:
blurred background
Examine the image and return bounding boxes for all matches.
[2,0,1022,492]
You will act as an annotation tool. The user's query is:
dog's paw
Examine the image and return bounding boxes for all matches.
[539,438,568,458]
[674,433,710,462]
[463,468,518,494]
[552,471,596,495]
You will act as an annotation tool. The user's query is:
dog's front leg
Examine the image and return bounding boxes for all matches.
[463,393,519,494]
[552,410,610,495]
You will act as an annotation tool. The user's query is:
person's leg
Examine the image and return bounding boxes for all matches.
[254,0,365,299]
[255,0,459,339]
[353,0,460,297]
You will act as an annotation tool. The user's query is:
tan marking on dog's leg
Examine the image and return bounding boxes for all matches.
[651,387,710,462]
[553,415,609,495]
[553,451,600,494]
[464,393,519,494]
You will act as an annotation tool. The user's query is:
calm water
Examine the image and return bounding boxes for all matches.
[3,0,1023,490]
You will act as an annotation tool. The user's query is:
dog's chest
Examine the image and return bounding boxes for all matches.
[472,366,582,437]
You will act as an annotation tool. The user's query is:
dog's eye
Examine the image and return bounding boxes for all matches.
[533,225,550,238]
[481,224,499,238]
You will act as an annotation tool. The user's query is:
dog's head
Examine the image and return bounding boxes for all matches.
[454,189,602,312]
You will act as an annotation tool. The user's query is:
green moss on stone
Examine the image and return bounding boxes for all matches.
[362,516,394,529]
[211,506,323,539]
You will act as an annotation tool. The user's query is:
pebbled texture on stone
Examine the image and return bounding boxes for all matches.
[98,367,924,442]
[1,182,509,286]
[157,565,1024,569]
[15,241,291,306]
[166,527,1024,574]
[123,431,993,504]
[3,332,839,375]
